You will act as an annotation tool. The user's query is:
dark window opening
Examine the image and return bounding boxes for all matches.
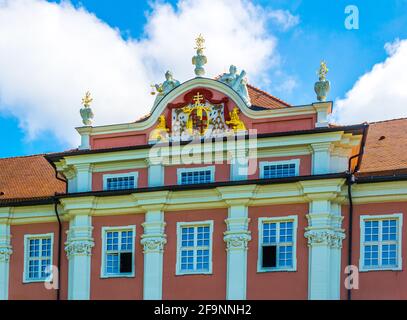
[120,252,133,273]
[262,245,277,268]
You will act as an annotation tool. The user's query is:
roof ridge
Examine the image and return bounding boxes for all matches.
[215,75,291,107]
[246,84,291,107]
[369,117,407,124]
[0,153,46,161]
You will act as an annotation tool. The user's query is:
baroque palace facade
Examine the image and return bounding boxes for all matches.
[1,36,407,300]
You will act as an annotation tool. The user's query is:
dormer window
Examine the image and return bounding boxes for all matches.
[177,166,215,185]
[260,160,300,179]
[103,172,138,191]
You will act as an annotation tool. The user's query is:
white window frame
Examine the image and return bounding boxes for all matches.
[102,172,138,191]
[176,220,214,275]
[177,166,215,185]
[101,225,136,278]
[259,159,300,179]
[257,216,298,272]
[359,213,403,272]
[23,233,54,283]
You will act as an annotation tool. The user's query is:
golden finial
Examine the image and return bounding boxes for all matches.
[195,34,205,51]
[81,91,93,108]
[317,61,329,81]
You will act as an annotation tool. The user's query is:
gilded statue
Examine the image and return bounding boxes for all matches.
[150,115,169,142]
[226,107,246,132]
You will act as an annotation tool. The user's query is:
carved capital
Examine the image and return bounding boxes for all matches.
[141,235,167,253]
[0,246,12,262]
[224,232,251,251]
[65,240,94,258]
[304,230,345,249]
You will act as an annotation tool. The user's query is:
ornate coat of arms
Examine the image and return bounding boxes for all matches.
[149,89,246,143]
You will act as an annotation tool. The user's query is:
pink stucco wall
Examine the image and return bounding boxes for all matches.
[247,204,309,300]
[162,209,228,300]
[340,202,407,300]
[90,214,145,300]
[9,201,407,300]
[9,222,69,300]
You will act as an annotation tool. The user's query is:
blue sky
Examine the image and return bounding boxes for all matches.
[0,0,406,158]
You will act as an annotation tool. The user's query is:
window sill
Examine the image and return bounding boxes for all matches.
[100,273,135,279]
[23,278,48,284]
[176,271,213,276]
[257,268,297,273]
[359,266,402,272]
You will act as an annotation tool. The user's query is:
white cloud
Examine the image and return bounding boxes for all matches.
[0,0,295,148]
[275,77,297,94]
[384,37,402,55]
[268,9,300,31]
[333,38,407,124]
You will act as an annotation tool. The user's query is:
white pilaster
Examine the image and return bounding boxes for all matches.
[65,212,94,300]
[304,195,345,300]
[224,200,251,300]
[313,102,331,128]
[64,169,77,193]
[229,140,249,181]
[77,127,92,150]
[329,202,343,299]
[141,206,166,300]
[0,219,12,300]
[148,164,164,187]
[75,163,92,192]
[330,147,351,173]
[311,142,332,175]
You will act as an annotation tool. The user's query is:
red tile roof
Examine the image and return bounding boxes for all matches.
[0,155,66,201]
[358,118,407,176]
[247,84,291,109]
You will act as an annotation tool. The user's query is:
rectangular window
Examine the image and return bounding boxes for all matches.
[103,172,138,191]
[24,233,53,282]
[177,221,213,275]
[360,214,403,271]
[177,166,215,185]
[258,216,297,272]
[101,226,136,277]
[260,160,300,179]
